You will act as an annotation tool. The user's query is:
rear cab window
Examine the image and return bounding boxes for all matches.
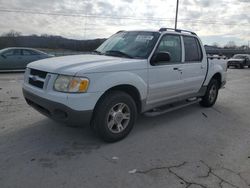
[183,36,203,62]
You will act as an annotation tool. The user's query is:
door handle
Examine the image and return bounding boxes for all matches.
[173,67,182,71]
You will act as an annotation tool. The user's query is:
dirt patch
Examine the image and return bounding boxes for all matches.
[53,141,101,159]
[38,158,57,168]
[71,141,101,154]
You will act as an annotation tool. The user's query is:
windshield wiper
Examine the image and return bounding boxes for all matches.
[105,50,133,58]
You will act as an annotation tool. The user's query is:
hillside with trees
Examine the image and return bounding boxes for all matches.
[0,30,106,52]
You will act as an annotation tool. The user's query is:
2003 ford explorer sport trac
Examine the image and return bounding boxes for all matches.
[22,28,227,142]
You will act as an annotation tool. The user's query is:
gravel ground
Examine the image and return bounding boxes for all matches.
[0,68,250,188]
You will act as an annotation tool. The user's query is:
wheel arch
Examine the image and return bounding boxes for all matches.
[211,73,222,88]
[93,84,143,115]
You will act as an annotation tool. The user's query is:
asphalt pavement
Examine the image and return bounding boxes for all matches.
[0,69,250,188]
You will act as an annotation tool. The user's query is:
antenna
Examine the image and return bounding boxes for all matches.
[175,0,179,29]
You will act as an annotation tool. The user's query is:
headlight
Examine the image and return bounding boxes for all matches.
[54,75,89,93]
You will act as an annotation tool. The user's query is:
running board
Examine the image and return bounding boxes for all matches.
[144,98,201,117]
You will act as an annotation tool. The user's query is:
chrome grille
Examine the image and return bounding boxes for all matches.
[28,69,48,89]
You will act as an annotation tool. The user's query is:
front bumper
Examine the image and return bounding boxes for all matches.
[23,88,93,126]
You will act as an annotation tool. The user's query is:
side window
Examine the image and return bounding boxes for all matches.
[22,50,39,55]
[13,49,21,55]
[29,50,40,55]
[22,50,32,56]
[155,35,182,63]
[3,50,14,56]
[183,36,202,62]
[3,49,21,56]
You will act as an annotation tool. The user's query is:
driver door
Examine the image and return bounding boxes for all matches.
[147,34,184,105]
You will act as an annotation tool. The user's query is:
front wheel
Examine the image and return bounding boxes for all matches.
[92,91,137,142]
[200,79,219,107]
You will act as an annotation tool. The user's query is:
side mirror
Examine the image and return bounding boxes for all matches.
[151,52,170,64]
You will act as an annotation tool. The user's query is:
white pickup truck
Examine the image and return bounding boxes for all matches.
[22,28,227,142]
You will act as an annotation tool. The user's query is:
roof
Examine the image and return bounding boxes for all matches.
[117,28,197,36]
[1,47,37,50]
[159,28,197,35]
[0,47,48,55]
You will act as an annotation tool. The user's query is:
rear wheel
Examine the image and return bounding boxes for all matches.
[92,91,137,142]
[239,64,244,69]
[200,79,219,107]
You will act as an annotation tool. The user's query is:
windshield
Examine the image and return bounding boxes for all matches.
[233,55,245,59]
[96,31,160,59]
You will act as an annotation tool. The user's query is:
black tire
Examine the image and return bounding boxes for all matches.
[239,64,244,69]
[91,91,137,142]
[200,79,219,107]
[248,65,250,68]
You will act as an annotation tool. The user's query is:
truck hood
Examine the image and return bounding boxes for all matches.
[27,54,147,75]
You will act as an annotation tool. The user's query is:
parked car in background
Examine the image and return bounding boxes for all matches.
[207,54,227,60]
[0,47,54,71]
[227,54,250,69]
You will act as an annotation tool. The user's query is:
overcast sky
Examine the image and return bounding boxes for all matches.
[0,0,249,46]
